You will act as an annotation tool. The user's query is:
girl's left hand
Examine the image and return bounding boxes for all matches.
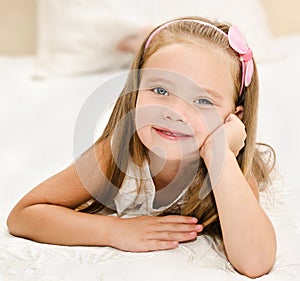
[200,113,246,159]
[223,113,247,156]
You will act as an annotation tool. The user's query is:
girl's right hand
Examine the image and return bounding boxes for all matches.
[109,215,203,252]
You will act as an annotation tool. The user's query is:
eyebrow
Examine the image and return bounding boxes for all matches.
[201,88,223,100]
[141,76,172,85]
[141,76,224,100]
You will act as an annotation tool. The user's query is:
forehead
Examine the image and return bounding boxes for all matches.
[142,43,236,101]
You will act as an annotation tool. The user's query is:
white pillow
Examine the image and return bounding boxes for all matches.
[35,0,273,78]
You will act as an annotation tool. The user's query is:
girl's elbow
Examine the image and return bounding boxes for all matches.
[7,211,16,235]
[237,256,276,279]
[241,266,273,279]
[6,208,22,237]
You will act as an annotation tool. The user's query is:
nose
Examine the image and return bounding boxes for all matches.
[162,107,187,124]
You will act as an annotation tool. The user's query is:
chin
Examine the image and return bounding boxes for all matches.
[150,147,200,162]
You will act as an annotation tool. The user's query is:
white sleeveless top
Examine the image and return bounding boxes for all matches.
[112,159,189,217]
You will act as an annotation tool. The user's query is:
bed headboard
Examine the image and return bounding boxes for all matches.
[0,0,299,55]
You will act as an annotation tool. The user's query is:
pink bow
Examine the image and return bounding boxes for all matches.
[228,26,254,94]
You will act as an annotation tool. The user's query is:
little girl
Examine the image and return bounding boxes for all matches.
[7,16,276,278]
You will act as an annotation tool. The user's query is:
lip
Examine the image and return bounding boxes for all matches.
[153,126,193,140]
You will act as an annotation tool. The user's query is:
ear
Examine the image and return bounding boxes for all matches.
[234,105,244,120]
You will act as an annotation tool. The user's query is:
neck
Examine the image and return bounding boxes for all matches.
[148,151,200,191]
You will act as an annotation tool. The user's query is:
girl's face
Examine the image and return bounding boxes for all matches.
[135,43,237,161]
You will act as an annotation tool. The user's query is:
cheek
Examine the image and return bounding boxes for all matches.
[135,96,158,148]
[135,102,159,132]
[191,109,223,143]
[190,118,210,148]
[135,127,150,150]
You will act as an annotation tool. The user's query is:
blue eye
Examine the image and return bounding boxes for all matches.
[194,98,214,106]
[152,87,169,96]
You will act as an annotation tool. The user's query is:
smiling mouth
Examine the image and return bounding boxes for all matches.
[153,127,193,140]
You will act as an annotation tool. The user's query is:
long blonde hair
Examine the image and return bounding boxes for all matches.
[78,16,275,244]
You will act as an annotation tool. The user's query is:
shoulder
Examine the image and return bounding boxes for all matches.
[77,137,112,174]
[94,137,112,173]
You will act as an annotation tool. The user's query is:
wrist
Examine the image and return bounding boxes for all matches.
[204,147,238,190]
[202,146,235,170]
[200,142,213,164]
[99,215,121,248]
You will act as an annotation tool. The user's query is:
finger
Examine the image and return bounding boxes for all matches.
[225,113,245,125]
[148,231,198,242]
[148,240,179,251]
[154,222,203,233]
[158,215,198,224]
[225,113,234,123]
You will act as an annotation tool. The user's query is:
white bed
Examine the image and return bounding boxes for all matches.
[1,33,300,280]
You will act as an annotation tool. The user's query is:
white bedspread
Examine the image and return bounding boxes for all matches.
[1,35,300,280]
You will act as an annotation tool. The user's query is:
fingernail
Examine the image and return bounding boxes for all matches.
[195,225,203,231]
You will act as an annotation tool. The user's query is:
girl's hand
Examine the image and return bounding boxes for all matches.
[109,215,203,252]
[223,113,247,156]
[200,113,246,160]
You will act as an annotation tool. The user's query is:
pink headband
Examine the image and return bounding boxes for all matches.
[144,19,254,96]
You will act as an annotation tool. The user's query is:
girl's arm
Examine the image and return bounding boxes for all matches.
[201,114,276,278]
[7,140,202,249]
[6,142,117,246]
